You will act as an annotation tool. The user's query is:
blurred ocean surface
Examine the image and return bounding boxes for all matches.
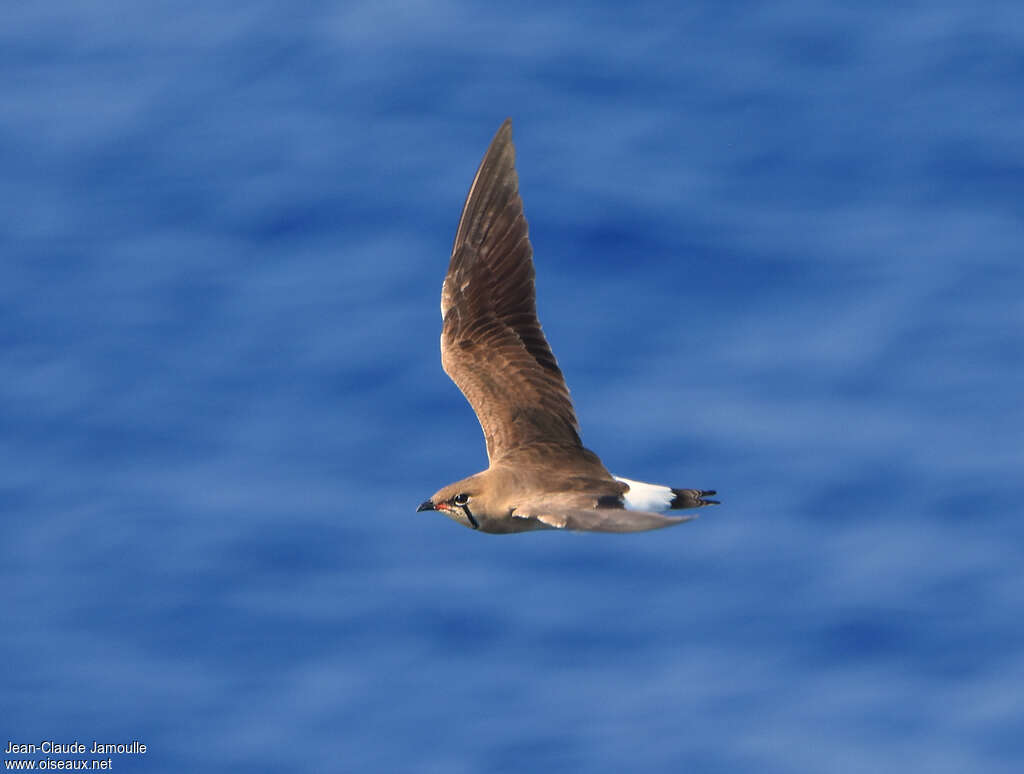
[3,2,1023,772]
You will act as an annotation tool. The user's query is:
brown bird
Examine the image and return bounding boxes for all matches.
[418,119,719,533]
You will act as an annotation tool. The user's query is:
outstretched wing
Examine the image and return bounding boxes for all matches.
[441,119,581,464]
[512,497,698,533]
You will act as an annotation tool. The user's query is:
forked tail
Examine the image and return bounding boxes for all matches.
[614,476,720,512]
[670,488,719,509]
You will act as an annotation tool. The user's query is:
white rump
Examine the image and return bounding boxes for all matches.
[613,476,674,512]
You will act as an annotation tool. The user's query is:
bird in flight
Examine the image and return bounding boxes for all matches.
[418,119,718,533]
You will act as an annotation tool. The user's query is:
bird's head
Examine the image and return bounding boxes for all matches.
[418,474,488,530]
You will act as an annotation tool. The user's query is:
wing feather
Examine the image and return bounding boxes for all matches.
[514,500,697,533]
[441,119,581,463]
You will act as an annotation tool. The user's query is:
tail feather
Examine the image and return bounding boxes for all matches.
[670,488,720,509]
[614,476,720,512]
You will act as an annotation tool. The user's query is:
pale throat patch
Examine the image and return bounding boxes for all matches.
[613,476,674,512]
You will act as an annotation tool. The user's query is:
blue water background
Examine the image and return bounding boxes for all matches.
[3,2,1023,771]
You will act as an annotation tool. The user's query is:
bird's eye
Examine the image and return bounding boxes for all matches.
[453,493,470,506]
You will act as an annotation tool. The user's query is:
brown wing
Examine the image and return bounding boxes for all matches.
[440,119,581,464]
[512,496,698,533]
